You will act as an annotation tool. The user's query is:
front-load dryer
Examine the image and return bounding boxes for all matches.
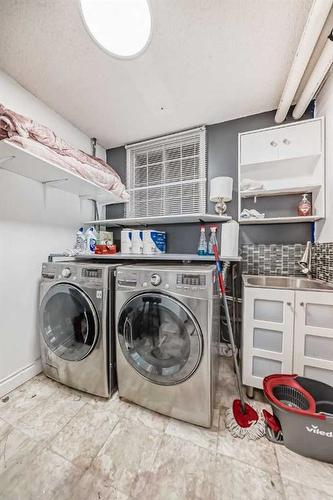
[39,262,118,398]
[115,264,220,427]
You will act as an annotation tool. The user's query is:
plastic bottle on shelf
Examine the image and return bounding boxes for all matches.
[197,225,208,255]
[85,227,97,254]
[74,227,86,254]
[298,193,311,216]
[208,225,218,255]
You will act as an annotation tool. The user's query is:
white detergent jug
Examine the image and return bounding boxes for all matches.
[74,227,86,254]
[121,229,132,254]
[132,230,144,254]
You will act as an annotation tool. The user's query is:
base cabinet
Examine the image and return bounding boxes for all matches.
[294,291,333,386]
[242,286,333,389]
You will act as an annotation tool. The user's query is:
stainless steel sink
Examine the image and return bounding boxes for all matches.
[243,275,333,291]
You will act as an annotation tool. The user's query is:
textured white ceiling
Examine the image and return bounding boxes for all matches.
[0,0,312,148]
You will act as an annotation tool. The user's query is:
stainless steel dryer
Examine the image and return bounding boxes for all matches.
[39,262,118,398]
[116,264,220,427]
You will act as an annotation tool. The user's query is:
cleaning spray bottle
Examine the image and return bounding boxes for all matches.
[208,225,218,255]
[197,225,208,255]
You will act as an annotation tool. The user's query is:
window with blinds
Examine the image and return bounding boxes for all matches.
[125,127,206,218]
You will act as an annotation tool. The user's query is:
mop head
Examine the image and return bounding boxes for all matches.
[225,399,266,440]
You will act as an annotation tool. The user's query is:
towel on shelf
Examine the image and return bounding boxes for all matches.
[240,209,265,219]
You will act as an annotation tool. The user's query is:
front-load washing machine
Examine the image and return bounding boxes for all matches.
[115,264,220,427]
[39,262,118,398]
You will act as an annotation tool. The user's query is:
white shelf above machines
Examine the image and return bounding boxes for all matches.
[75,253,242,262]
[86,213,232,227]
[0,139,126,204]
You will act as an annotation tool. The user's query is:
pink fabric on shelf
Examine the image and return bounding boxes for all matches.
[0,103,129,200]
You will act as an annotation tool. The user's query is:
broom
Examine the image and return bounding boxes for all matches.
[212,243,265,439]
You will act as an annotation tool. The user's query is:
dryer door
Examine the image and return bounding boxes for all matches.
[118,292,203,385]
[40,283,99,361]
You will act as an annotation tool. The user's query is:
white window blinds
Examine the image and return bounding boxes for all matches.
[125,127,206,218]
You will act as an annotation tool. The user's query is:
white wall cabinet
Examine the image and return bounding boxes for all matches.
[240,129,280,165]
[238,117,325,225]
[240,119,321,166]
[242,286,333,390]
[276,121,321,160]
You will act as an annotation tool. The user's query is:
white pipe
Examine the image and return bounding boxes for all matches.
[275,0,333,124]
[293,32,333,119]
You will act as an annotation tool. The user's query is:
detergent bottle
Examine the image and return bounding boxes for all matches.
[85,227,97,255]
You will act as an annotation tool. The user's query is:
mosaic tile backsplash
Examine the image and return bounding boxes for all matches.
[312,242,333,284]
[241,244,306,276]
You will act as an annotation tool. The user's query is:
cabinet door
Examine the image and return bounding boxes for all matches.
[240,129,279,165]
[277,120,322,160]
[294,291,333,385]
[242,287,294,389]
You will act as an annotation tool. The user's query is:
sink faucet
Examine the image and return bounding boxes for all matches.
[299,241,312,278]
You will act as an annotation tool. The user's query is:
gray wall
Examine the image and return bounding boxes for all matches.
[106,110,313,253]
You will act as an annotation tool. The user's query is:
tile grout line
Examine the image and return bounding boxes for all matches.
[77,410,122,469]
[48,411,124,498]
[273,445,287,500]
[46,400,90,448]
[88,416,123,469]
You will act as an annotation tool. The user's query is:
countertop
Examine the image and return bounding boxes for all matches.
[75,253,242,262]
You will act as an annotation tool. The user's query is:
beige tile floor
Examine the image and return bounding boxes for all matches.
[0,359,333,500]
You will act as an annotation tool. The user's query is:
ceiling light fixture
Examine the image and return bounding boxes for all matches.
[80,0,152,59]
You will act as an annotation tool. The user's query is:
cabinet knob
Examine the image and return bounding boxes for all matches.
[270,141,278,147]
[287,302,292,306]
[283,138,290,145]
[300,302,304,306]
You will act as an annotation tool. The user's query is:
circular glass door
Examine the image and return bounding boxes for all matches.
[40,283,99,361]
[118,293,203,385]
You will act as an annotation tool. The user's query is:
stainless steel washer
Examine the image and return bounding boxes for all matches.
[39,262,118,398]
[116,264,220,427]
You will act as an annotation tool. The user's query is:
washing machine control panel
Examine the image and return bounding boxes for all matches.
[151,273,161,286]
[177,274,206,287]
[116,269,210,294]
[61,268,71,278]
[82,268,103,279]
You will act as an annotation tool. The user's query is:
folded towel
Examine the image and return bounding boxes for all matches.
[240,209,265,219]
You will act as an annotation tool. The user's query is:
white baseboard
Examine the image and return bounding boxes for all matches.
[0,359,42,398]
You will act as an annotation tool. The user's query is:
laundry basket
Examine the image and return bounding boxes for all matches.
[263,374,333,463]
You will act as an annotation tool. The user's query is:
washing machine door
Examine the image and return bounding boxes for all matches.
[118,292,203,385]
[40,283,99,361]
